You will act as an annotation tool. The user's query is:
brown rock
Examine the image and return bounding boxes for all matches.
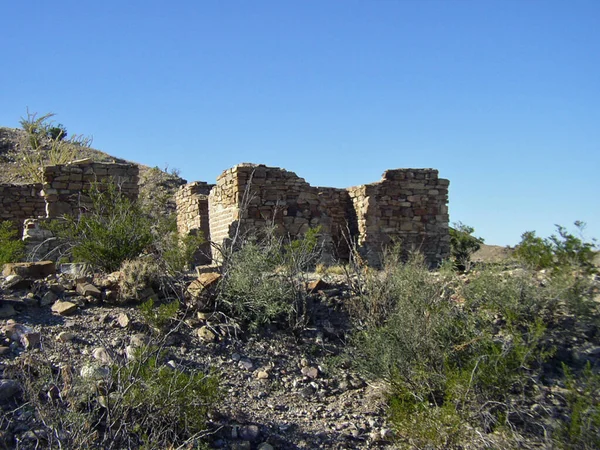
[51,301,78,316]
[197,325,217,342]
[76,282,102,299]
[187,272,221,297]
[307,278,331,293]
[301,366,319,379]
[2,261,55,279]
[116,313,130,328]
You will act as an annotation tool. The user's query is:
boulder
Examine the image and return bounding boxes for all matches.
[76,282,102,299]
[2,261,55,279]
[51,301,78,316]
[187,272,221,297]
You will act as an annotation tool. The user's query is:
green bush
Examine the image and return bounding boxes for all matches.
[351,250,559,447]
[9,347,219,449]
[0,221,24,265]
[556,362,600,449]
[139,298,180,330]
[449,222,484,272]
[217,227,321,330]
[515,221,598,275]
[51,182,154,272]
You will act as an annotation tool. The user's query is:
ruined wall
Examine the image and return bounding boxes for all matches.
[174,182,213,264]
[348,169,450,266]
[42,160,139,218]
[206,164,352,260]
[0,183,46,235]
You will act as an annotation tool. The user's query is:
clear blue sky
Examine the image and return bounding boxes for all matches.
[1,1,598,245]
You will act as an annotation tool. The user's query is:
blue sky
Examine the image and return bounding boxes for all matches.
[1,1,598,245]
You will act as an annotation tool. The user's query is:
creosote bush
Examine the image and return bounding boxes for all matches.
[8,347,219,449]
[0,220,25,265]
[50,182,153,272]
[449,221,484,272]
[349,240,599,449]
[515,221,598,275]
[217,226,322,330]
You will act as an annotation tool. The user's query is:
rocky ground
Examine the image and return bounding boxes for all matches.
[0,262,395,450]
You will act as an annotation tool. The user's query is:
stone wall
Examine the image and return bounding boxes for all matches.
[0,183,46,235]
[348,169,450,266]
[174,182,213,264]
[42,160,139,218]
[195,164,450,267]
[206,164,353,261]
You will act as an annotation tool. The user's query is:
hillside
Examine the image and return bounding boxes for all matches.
[0,126,187,212]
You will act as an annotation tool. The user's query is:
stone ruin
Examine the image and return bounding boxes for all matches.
[0,160,139,258]
[0,159,450,267]
[176,164,450,267]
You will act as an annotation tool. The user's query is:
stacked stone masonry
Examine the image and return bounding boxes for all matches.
[177,163,450,267]
[0,183,46,232]
[174,182,213,264]
[0,160,139,261]
[42,160,139,218]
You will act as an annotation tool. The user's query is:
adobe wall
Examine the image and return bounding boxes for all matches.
[174,181,213,264]
[42,160,139,218]
[0,183,46,235]
[348,169,450,266]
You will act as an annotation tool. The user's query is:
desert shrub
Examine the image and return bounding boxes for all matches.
[7,348,219,449]
[217,227,321,330]
[555,362,600,449]
[449,222,484,272]
[0,220,24,265]
[51,182,153,272]
[17,110,92,183]
[515,221,598,275]
[139,298,180,330]
[351,249,559,448]
[151,214,205,275]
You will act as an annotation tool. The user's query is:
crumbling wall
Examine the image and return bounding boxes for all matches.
[183,164,451,267]
[0,183,46,235]
[206,164,351,261]
[348,169,450,266]
[42,160,139,218]
[174,181,213,264]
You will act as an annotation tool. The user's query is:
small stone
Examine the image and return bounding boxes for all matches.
[116,313,130,328]
[301,366,319,379]
[187,272,221,297]
[40,291,58,306]
[231,441,251,450]
[56,332,75,342]
[80,364,110,380]
[0,379,21,402]
[76,282,101,299]
[256,370,269,380]
[130,334,148,347]
[51,301,78,316]
[0,347,10,356]
[239,424,260,441]
[92,347,112,365]
[231,352,241,361]
[257,444,274,450]
[197,326,216,342]
[238,359,254,371]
